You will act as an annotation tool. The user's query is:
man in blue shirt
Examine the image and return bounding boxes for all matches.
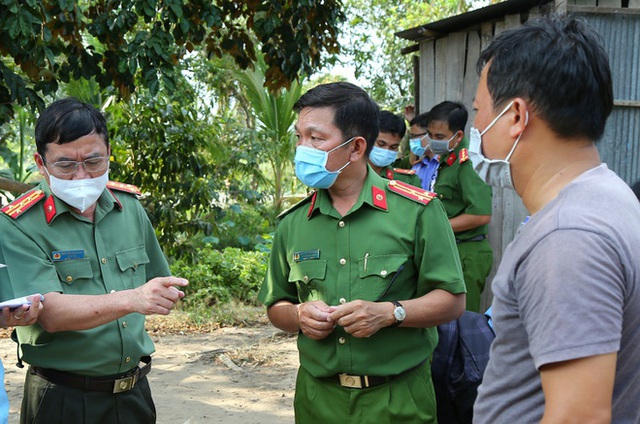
[409,113,440,191]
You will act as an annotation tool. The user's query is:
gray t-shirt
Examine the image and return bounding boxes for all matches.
[474,164,640,423]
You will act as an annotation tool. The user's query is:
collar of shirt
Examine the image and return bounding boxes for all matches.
[308,165,390,219]
[438,136,469,166]
[39,180,122,225]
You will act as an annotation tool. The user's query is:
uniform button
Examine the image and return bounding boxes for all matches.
[339,337,346,344]
[339,258,346,265]
[122,322,127,328]
[338,221,345,228]
[380,270,388,276]
[110,289,116,294]
[101,258,107,264]
[339,298,346,304]
[66,276,72,282]
[303,276,309,283]
[125,356,131,363]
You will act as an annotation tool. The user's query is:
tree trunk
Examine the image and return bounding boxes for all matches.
[0,178,32,195]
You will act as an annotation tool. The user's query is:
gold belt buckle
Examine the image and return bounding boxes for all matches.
[338,373,369,388]
[113,374,137,394]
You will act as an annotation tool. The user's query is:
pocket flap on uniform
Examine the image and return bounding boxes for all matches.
[54,259,93,285]
[288,260,327,283]
[358,254,408,279]
[115,245,150,272]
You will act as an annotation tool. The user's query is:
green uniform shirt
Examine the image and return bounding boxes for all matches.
[258,167,465,378]
[378,165,423,186]
[0,181,170,376]
[434,138,492,240]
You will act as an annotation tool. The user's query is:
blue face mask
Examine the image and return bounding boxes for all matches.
[409,135,427,157]
[369,146,398,167]
[294,137,354,189]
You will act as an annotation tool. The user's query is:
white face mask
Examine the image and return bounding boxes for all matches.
[468,101,528,189]
[45,168,109,213]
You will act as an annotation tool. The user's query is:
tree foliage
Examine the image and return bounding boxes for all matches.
[341,0,467,110]
[234,54,302,215]
[0,0,345,125]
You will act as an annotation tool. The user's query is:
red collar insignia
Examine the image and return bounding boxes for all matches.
[372,186,388,210]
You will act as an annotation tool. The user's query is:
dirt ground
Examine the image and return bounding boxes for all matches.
[0,317,299,424]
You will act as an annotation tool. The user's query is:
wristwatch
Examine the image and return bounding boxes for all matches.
[390,300,406,327]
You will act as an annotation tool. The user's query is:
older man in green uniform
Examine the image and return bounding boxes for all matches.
[0,98,188,424]
[425,101,493,312]
[368,110,422,186]
[258,82,466,423]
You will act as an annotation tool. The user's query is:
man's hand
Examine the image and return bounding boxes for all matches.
[327,300,394,338]
[132,276,188,315]
[1,294,44,327]
[298,300,336,340]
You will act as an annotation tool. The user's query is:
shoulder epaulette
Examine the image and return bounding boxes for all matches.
[1,189,45,219]
[388,180,435,205]
[277,191,316,220]
[459,148,469,164]
[107,181,142,195]
[393,168,417,175]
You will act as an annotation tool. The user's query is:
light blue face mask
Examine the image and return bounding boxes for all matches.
[369,146,398,167]
[294,137,354,189]
[409,135,427,157]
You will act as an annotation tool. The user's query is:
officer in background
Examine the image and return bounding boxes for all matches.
[259,82,466,423]
[368,111,422,186]
[426,101,493,312]
[0,98,188,424]
[409,113,441,191]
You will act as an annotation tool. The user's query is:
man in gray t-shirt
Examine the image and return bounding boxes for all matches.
[469,16,640,423]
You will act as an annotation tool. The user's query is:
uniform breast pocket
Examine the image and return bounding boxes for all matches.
[54,260,93,291]
[115,245,150,289]
[357,254,408,301]
[288,260,327,302]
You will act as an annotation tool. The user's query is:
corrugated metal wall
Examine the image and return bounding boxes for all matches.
[584,12,640,185]
[414,3,640,309]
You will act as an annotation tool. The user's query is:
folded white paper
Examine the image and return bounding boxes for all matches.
[0,294,44,309]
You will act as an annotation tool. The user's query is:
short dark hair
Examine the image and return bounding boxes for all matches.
[35,97,109,158]
[379,111,406,138]
[409,112,430,130]
[477,15,613,142]
[294,82,380,154]
[427,101,468,134]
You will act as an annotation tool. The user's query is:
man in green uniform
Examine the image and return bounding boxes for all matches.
[0,98,188,424]
[425,101,493,312]
[368,110,422,186]
[258,82,466,423]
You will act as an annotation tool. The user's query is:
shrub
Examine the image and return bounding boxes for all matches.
[171,246,268,308]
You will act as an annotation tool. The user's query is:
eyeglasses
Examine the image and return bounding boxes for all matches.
[43,157,109,176]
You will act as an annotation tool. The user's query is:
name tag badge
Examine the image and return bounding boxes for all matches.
[52,250,85,262]
[293,249,320,263]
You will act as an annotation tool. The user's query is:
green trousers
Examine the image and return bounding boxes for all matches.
[294,362,437,424]
[457,238,493,312]
[21,369,156,424]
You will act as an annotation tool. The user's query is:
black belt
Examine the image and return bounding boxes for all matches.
[328,360,426,389]
[455,234,487,244]
[29,356,152,394]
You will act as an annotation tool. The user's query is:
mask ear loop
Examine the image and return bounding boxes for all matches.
[504,110,529,162]
[480,101,515,137]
